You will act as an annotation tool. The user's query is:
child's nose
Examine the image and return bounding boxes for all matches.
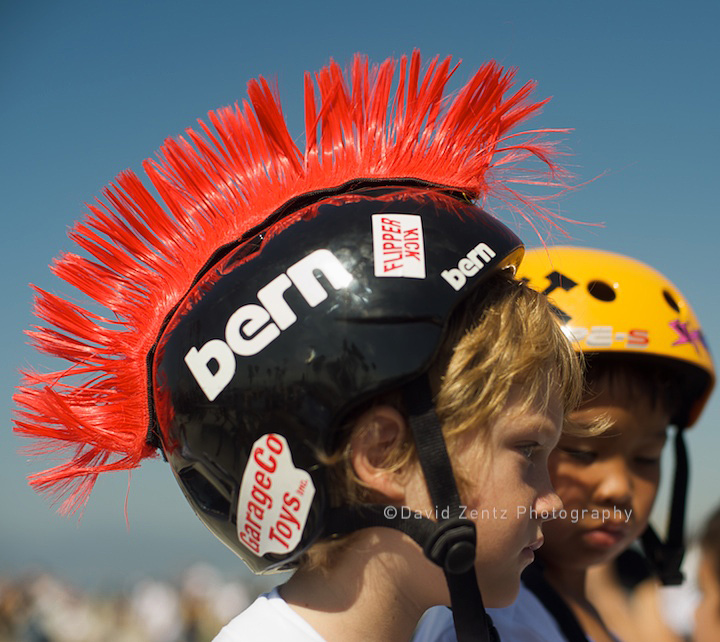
[594,457,633,507]
[535,488,564,519]
[534,468,564,518]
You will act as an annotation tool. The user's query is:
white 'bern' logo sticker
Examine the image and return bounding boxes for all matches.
[184,249,354,401]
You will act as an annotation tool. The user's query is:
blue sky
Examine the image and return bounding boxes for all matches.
[2,0,719,588]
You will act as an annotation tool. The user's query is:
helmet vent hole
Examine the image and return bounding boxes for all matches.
[663,289,680,312]
[178,467,231,517]
[587,280,616,302]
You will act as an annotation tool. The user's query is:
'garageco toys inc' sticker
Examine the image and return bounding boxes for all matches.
[237,433,315,556]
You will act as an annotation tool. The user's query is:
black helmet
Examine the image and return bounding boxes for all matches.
[153,183,523,573]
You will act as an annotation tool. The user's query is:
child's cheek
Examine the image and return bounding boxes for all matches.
[548,464,593,510]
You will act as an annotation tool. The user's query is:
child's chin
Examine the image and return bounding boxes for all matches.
[482,579,521,609]
[582,544,628,568]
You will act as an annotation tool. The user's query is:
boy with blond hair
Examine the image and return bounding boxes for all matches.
[15,53,584,641]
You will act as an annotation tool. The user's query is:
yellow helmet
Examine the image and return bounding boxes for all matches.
[519,246,714,427]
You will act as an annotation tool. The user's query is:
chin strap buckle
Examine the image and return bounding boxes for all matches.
[423,517,477,575]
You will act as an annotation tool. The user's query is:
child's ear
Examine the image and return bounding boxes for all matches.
[350,406,410,503]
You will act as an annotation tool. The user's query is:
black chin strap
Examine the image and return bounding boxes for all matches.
[403,377,498,642]
[325,376,498,642]
[641,426,689,586]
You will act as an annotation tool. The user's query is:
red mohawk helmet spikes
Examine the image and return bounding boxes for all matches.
[15,51,571,516]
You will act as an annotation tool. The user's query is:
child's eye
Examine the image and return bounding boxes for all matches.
[559,447,596,464]
[518,443,539,459]
[635,455,661,466]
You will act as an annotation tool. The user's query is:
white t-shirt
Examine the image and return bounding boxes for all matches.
[412,584,567,642]
[214,587,326,641]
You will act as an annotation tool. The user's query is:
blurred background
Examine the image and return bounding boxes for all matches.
[2,0,719,639]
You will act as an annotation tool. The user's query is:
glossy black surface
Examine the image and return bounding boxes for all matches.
[153,186,522,573]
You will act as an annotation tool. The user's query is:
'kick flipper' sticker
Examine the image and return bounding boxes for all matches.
[372,214,426,279]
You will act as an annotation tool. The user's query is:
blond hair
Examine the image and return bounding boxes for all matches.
[302,270,583,570]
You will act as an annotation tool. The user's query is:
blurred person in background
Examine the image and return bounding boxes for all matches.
[694,505,720,642]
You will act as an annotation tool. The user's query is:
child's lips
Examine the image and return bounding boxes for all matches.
[582,524,629,549]
[527,536,544,552]
[521,536,544,559]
